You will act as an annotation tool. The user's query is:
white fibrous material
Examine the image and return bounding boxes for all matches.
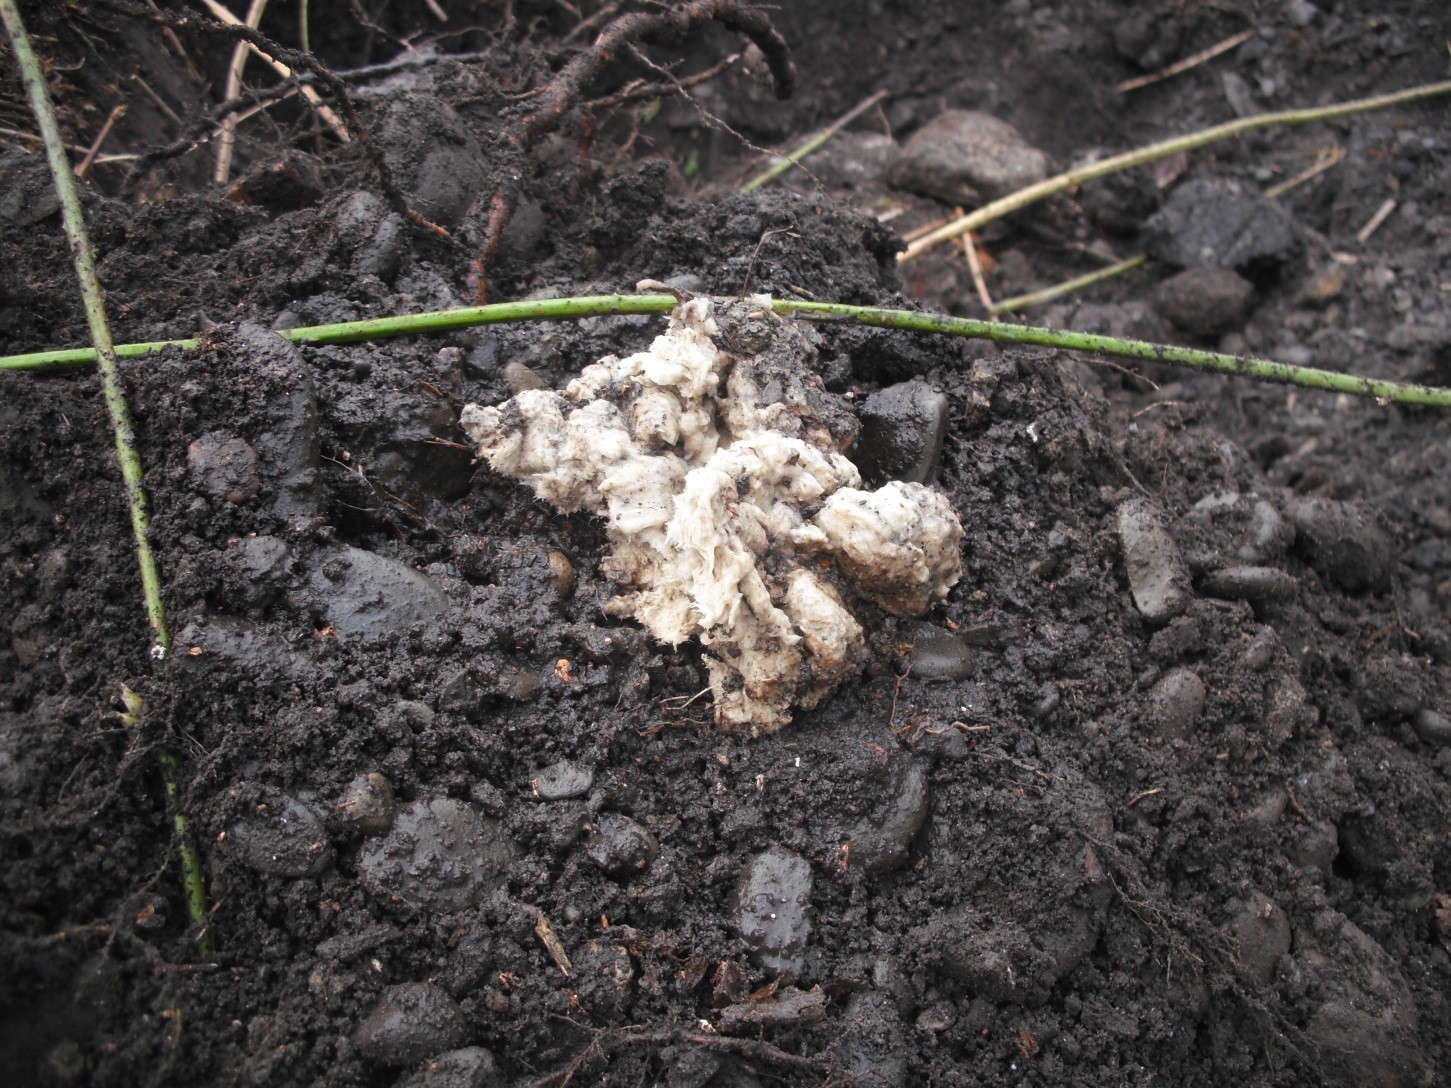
[461,297,963,734]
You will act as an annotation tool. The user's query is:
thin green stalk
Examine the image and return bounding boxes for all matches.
[739,89,887,193]
[1,0,169,652]
[122,688,211,954]
[990,254,1148,315]
[770,299,1451,406]
[3,0,209,947]
[899,78,1451,263]
[5,293,1449,407]
[161,754,210,949]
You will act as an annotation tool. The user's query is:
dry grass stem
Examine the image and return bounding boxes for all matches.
[213,0,270,185]
[961,227,995,314]
[76,103,125,178]
[1116,28,1255,94]
[1355,197,1398,244]
[199,0,350,166]
[1264,144,1345,197]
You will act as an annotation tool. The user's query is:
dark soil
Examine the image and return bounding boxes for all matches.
[3,2,1450,1086]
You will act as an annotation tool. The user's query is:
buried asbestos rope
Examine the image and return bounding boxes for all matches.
[462,296,963,734]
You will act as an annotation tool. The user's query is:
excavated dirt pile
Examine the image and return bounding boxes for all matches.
[1,2,1448,1086]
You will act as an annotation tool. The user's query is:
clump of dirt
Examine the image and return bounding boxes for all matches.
[2,2,1449,1087]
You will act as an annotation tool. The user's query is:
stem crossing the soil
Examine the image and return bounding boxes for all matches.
[5,294,1449,407]
[2,0,210,951]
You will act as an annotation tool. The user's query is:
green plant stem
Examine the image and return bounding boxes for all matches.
[771,299,1451,406]
[1,0,169,652]
[739,89,887,193]
[2,0,209,948]
[5,293,1450,407]
[161,753,210,951]
[899,78,1451,263]
[989,254,1149,315]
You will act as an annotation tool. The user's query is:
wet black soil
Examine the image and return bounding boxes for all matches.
[2,2,1450,1086]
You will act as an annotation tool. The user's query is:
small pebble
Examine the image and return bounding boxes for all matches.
[532,760,595,801]
[890,110,1048,205]
[1142,179,1299,273]
[910,628,977,681]
[808,132,901,189]
[1262,676,1309,746]
[354,982,470,1066]
[850,757,931,875]
[228,793,333,877]
[1226,890,1290,986]
[1152,267,1255,337]
[187,431,261,503]
[1287,820,1339,872]
[1148,615,1204,663]
[503,360,546,394]
[733,845,813,981]
[585,814,658,876]
[1241,626,1281,671]
[1412,708,1451,747]
[396,1047,500,1088]
[310,546,449,639]
[546,550,575,597]
[358,798,514,912]
[334,772,396,836]
[1200,565,1297,603]
[1031,684,1061,720]
[1117,498,1192,626]
[853,381,949,485]
[1287,0,1319,27]
[1290,497,1397,594]
[1146,668,1207,739]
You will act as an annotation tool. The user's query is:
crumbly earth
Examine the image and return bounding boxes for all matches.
[1,2,1449,1087]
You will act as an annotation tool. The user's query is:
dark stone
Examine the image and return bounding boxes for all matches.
[853,380,949,485]
[309,546,448,639]
[227,792,333,877]
[1117,498,1192,625]
[532,760,594,801]
[229,324,320,522]
[732,846,813,980]
[1291,497,1397,594]
[376,94,488,229]
[503,361,545,394]
[850,757,931,875]
[1113,9,1181,69]
[354,982,470,1066]
[1412,708,1451,746]
[358,798,514,912]
[227,151,325,213]
[1146,668,1207,739]
[1199,565,1297,603]
[176,617,306,680]
[909,627,977,681]
[584,814,659,876]
[890,111,1048,206]
[1226,890,1291,986]
[333,773,396,836]
[1142,179,1299,276]
[1152,266,1255,336]
[839,990,908,1088]
[1075,153,1161,234]
[396,1047,501,1088]
[187,431,260,503]
[808,132,901,190]
[0,150,60,227]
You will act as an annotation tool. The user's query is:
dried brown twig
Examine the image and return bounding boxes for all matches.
[468,0,795,302]
[103,0,447,236]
